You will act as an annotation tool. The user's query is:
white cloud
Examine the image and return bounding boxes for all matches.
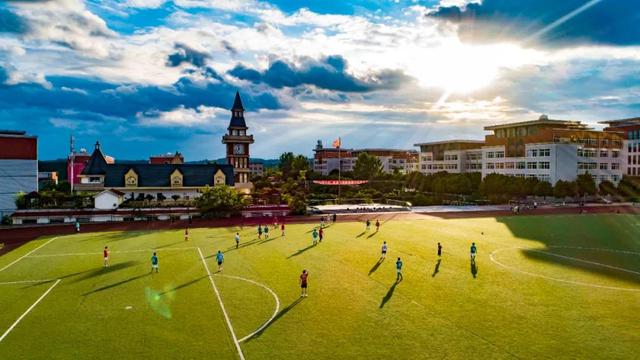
[137,105,227,127]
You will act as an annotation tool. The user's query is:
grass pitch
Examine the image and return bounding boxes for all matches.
[1,214,639,359]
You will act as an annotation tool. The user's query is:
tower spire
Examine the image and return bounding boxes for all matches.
[229,91,247,128]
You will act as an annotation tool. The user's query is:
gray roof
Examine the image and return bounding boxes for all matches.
[82,145,234,187]
[229,91,247,128]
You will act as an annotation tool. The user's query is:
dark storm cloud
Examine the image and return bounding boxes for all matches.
[428,0,640,46]
[228,55,410,92]
[166,43,210,67]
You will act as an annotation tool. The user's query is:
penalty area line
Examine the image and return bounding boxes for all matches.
[0,279,61,343]
[0,237,58,273]
[197,247,245,360]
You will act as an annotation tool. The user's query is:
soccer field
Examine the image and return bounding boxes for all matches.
[1,214,639,359]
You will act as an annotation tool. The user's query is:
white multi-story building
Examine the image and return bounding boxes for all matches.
[482,116,624,184]
[414,140,484,175]
[601,117,640,177]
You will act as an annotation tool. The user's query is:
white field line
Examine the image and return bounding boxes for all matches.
[526,248,640,276]
[490,247,640,292]
[28,247,196,258]
[0,279,54,285]
[0,237,58,273]
[0,279,61,343]
[215,274,281,343]
[197,247,245,360]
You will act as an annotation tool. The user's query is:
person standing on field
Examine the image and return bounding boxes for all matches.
[103,246,110,267]
[216,250,224,272]
[258,225,262,239]
[318,227,324,242]
[375,220,380,232]
[396,257,403,281]
[184,228,189,242]
[299,270,309,297]
[381,241,388,259]
[437,242,442,257]
[470,242,477,263]
[151,252,159,273]
[312,228,318,245]
[235,232,240,249]
[281,223,285,237]
[365,219,371,232]
[264,225,269,240]
[75,221,80,233]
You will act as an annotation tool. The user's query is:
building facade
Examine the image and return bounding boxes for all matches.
[601,117,640,177]
[222,92,254,192]
[76,142,234,201]
[149,152,184,164]
[414,140,484,175]
[0,131,38,217]
[482,116,623,184]
[312,141,417,175]
[249,162,264,178]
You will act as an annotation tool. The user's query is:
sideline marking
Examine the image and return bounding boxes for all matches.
[215,274,281,343]
[490,247,640,292]
[28,247,195,258]
[0,279,54,285]
[0,237,58,273]
[197,247,245,360]
[0,279,61,343]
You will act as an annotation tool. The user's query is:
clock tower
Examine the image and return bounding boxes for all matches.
[222,91,254,192]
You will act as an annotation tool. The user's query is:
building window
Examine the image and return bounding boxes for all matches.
[496,163,505,169]
[539,149,550,157]
[516,162,526,169]
[612,163,620,170]
[612,150,619,158]
[527,162,537,169]
[487,152,495,159]
[505,162,515,169]
[612,175,620,182]
[486,163,495,169]
[527,149,538,157]
[599,163,608,170]
[539,162,550,169]
[495,151,504,158]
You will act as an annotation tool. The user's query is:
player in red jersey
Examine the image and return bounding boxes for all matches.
[299,270,309,298]
[103,246,109,267]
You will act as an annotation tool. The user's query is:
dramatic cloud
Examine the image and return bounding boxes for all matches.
[0,7,27,33]
[428,0,640,46]
[229,56,410,92]
[166,43,210,67]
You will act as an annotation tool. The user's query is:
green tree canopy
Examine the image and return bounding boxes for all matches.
[353,152,383,180]
[196,185,247,218]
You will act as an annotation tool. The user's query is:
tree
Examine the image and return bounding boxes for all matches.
[157,193,167,202]
[171,194,181,202]
[534,181,553,197]
[279,152,295,177]
[576,173,597,197]
[291,155,310,179]
[196,185,247,218]
[553,180,577,198]
[598,180,617,196]
[353,152,383,180]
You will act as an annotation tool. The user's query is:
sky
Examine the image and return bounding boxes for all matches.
[0,0,639,160]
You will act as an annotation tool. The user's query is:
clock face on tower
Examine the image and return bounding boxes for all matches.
[233,144,244,155]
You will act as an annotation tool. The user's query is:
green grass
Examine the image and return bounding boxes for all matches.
[1,214,640,359]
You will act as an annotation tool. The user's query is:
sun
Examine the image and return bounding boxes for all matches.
[407,41,541,95]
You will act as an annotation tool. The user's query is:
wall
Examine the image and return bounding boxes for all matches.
[0,159,38,217]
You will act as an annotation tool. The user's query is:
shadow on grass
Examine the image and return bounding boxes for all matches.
[380,280,400,308]
[521,248,640,284]
[287,243,318,258]
[368,258,384,275]
[356,232,366,238]
[70,260,139,283]
[159,275,207,295]
[83,273,150,295]
[367,232,378,239]
[245,297,304,342]
[432,259,441,277]
[471,261,478,278]
[224,237,261,252]
[154,241,185,250]
[259,236,279,245]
